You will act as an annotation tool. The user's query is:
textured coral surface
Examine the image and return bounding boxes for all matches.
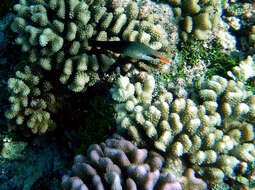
[111,73,255,184]
[10,0,175,92]
[1,0,255,189]
[62,134,207,190]
[5,66,59,134]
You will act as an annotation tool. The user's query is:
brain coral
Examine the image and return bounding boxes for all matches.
[111,71,255,184]
[5,66,63,134]
[61,134,207,190]
[10,0,173,92]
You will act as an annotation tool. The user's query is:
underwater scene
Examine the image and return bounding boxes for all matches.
[0,0,255,189]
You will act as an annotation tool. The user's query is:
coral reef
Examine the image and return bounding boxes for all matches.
[111,71,255,184]
[220,0,254,53]
[228,55,255,82]
[1,0,255,189]
[224,1,252,17]
[0,136,67,190]
[179,168,208,190]
[249,25,255,51]
[167,0,225,41]
[10,0,174,92]
[61,134,207,190]
[170,39,238,85]
[5,66,62,134]
[1,140,27,160]
[58,53,102,92]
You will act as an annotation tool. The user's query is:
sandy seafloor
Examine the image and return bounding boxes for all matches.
[0,0,255,189]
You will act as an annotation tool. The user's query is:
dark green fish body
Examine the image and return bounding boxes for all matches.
[89,40,169,64]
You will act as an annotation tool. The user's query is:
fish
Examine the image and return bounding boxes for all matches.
[88,40,170,64]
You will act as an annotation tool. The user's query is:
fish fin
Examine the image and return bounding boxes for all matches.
[157,55,170,64]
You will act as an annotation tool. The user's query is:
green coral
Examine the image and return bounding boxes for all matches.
[111,73,255,185]
[224,2,251,17]
[154,40,238,88]
[10,0,171,92]
[5,66,61,134]
[178,40,238,78]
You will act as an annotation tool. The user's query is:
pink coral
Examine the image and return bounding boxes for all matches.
[61,134,183,190]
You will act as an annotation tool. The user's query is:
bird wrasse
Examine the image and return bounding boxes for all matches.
[88,40,170,64]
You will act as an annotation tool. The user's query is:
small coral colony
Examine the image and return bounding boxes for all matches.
[2,0,255,189]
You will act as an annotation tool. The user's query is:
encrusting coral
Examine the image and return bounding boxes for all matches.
[10,0,173,92]
[110,60,255,184]
[5,65,61,134]
[61,134,207,190]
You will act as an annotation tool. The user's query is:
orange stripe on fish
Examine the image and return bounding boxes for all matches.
[157,55,170,64]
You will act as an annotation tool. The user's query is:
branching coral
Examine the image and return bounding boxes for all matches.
[227,55,255,82]
[5,66,62,134]
[167,0,226,41]
[4,0,255,188]
[10,0,172,92]
[61,134,206,190]
[111,70,255,184]
[249,25,255,51]
[179,168,207,190]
